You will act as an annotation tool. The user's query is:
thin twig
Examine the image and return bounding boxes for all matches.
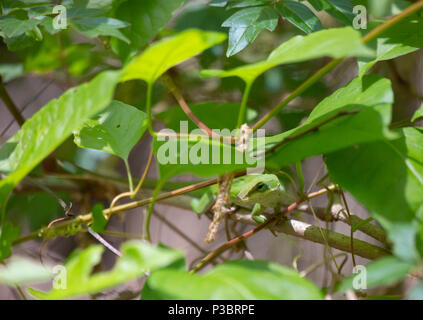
[0,79,54,137]
[300,253,348,277]
[297,204,388,245]
[13,170,248,245]
[15,285,27,300]
[308,201,341,273]
[153,210,209,255]
[162,74,236,144]
[0,76,25,126]
[340,190,357,267]
[110,146,154,210]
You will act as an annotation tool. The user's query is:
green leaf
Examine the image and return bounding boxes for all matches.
[368,0,394,18]
[412,103,423,123]
[366,0,413,17]
[23,34,64,72]
[0,257,53,286]
[202,60,275,84]
[75,0,115,10]
[0,15,41,38]
[91,203,107,233]
[0,70,121,240]
[358,18,423,77]
[0,222,20,261]
[67,7,104,19]
[226,0,273,10]
[337,256,413,293]
[265,74,396,170]
[121,29,226,85]
[278,108,309,131]
[305,0,327,11]
[209,0,230,7]
[173,3,232,33]
[28,241,183,300]
[72,17,130,43]
[142,260,323,299]
[74,100,147,161]
[0,63,23,82]
[326,127,423,262]
[202,27,373,84]
[1,1,49,15]
[1,32,36,51]
[267,27,373,63]
[110,0,187,62]
[154,101,259,180]
[23,33,102,76]
[222,6,279,56]
[153,134,254,180]
[154,75,394,181]
[7,192,70,231]
[27,5,54,18]
[276,1,323,34]
[323,0,355,25]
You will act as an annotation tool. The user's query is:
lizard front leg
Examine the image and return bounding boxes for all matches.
[251,203,278,237]
[251,203,266,224]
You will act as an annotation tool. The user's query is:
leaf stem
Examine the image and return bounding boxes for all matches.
[162,74,236,143]
[340,189,357,267]
[146,81,155,136]
[295,161,305,197]
[12,170,248,246]
[144,180,164,242]
[123,159,134,193]
[252,59,342,130]
[236,81,253,129]
[132,147,154,197]
[109,146,154,210]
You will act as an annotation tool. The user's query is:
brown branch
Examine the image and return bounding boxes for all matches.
[230,213,389,261]
[12,170,247,246]
[296,204,388,245]
[0,76,25,126]
[153,210,209,255]
[162,74,236,144]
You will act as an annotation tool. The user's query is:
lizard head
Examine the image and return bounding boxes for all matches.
[236,174,288,208]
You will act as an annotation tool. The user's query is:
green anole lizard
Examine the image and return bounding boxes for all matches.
[191,174,296,242]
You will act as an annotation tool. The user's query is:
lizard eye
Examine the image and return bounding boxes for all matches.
[256,183,269,192]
